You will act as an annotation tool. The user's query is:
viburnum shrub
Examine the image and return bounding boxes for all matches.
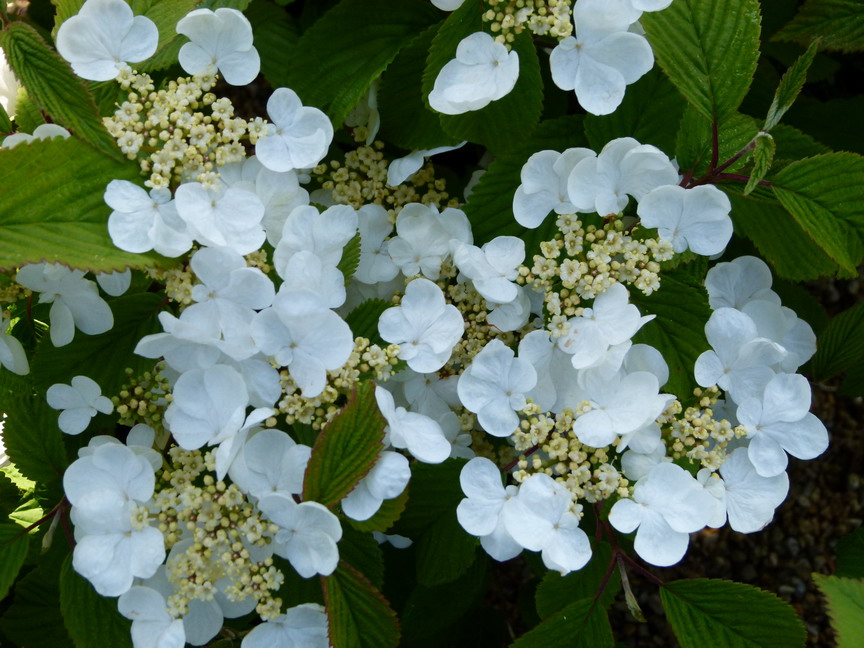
[0,0,862,646]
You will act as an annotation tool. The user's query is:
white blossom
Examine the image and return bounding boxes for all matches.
[342,451,410,521]
[456,457,522,561]
[513,148,596,228]
[176,8,260,85]
[46,375,113,435]
[387,142,466,186]
[704,256,781,310]
[375,386,451,464]
[453,236,525,304]
[118,586,185,648]
[256,88,333,172]
[241,604,329,648]
[105,180,192,257]
[174,181,266,255]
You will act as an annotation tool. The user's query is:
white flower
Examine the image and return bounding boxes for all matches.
[256,88,333,172]
[375,386,451,464]
[704,256,781,310]
[0,314,29,376]
[0,49,20,118]
[176,8,260,85]
[118,586,186,648]
[513,148,596,228]
[94,270,131,297]
[342,451,410,521]
[174,181,265,255]
[740,300,816,373]
[608,462,714,566]
[378,278,464,373]
[638,184,733,256]
[189,246,275,322]
[387,203,472,280]
[428,32,519,115]
[258,494,342,578]
[2,124,70,149]
[46,375,113,435]
[277,251,347,310]
[737,373,829,477]
[273,204,358,278]
[105,180,192,258]
[453,237,525,304]
[549,0,652,115]
[241,603,329,648]
[387,142,466,186]
[566,137,678,216]
[355,204,399,285]
[135,307,228,373]
[457,339,537,438]
[56,0,158,82]
[229,428,311,501]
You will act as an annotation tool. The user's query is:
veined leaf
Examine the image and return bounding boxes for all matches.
[661,579,806,648]
[345,299,390,346]
[0,523,29,600]
[774,0,864,53]
[2,395,68,486]
[338,233,362,285]
[813,574,864,648]
[284,0,440,127]
[511,598,614,648]
[302,382,386,508]
[642,0,761,124]
[676,110,759,179]
[423,1,542,153]
[59,555,133,648]
[765,40,820,131]
[0,22,121,159]
[0,136,166,272]
[323,561,399,648]
[744,132,775,195]
[809,302,864,381]
[246,0,299,90]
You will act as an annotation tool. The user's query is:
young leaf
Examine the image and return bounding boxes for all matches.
[423,1,542,153]
[641,0,761,124]
[2,395,68,486]
[510,598,614,648]
[302,382,386,508]
[764,40,820,131]
[322,561,400,648]
[284,0,440,127]
[377,23,461,151]
[59,555,132,648]
[0,136,165,272]
[809,302,864,381]
[770,152,864,275]
[246,0,299,90]
[660,579,806,648]
[0,22,121,160]
[0,523,29,599]
[744,132,776,195]
[836,528,864,579]
[535,541,621,619]
[30,293,164,398]
[812,574,864,648]
[629,269,711,401]
[337,233,362,285]
[774,0,864,53]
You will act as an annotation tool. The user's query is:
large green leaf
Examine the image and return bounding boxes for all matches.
[339,526,384,590]
[813,574,864,648]
[809,302,864,381]
[535,542,620,619]
[661,579,806,648]
[0,136,165,272]
[30,293,164,398]
[770,153,864,275]
[630,268,711,400]
[423,2,542,153]
[284,0,439,126]
[246,0,299,90]
[511,598,614,648]
[1,395,68,486]
[413,510,477,587]
[0,22,121,160]
[642,0,761,124]
[377,23,460,151]
[323,561,400,648]
[302,382,386,508]
[584,68,685,157]
[774,0,864,53]
[59,555,132,648]
[0,523,29,600]
[836,528,864,579]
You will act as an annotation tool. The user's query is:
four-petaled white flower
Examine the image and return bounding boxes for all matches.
[176,8,260,85]
[428,32,520,115]
[456,457,522,561]
[638,184,733,256]
[375,386,452,464]
[256,88,334,172]
[105,180,192,258]
[47,375,113,435]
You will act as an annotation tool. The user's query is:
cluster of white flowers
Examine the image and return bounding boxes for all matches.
[0,0,831,646]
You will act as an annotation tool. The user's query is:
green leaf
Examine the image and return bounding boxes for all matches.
[393,458,466,536]
[770,123,831,169]
[345,299,390,346]
[0,100,10,135]
[629,269,711,400]
[724,188,841,281]
[836,528,864,579]
[770,153,864,275]
[511,598,614,648]
[744,132,775,195]
[284,0,439,127]
[302,382,386,508]
[0,136,165,272]
[0,523,29,599]
[661,578,806,648]
[463,115,588,246]
[339,525,384,590]
[676,110,759,179]
[0,471,23,515]
[535,542,620,619]
[323,561,400,648]
[583,68,685,156]
[813,574,864,648]
[134,0,201,72]
[59,555,132,648]
[774,0,864,53]
[642,0,761,124]
[247,0,299,90]
[11,87,46,133]
[414,511,477,587]
[30,293,164,398]
[0,22,121,160]
[338,233,362,285]
[765,40,819,131]
[377,23,459,151]
[423,2,542,153]
[809,302,864,381]
[1,395,68,486]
